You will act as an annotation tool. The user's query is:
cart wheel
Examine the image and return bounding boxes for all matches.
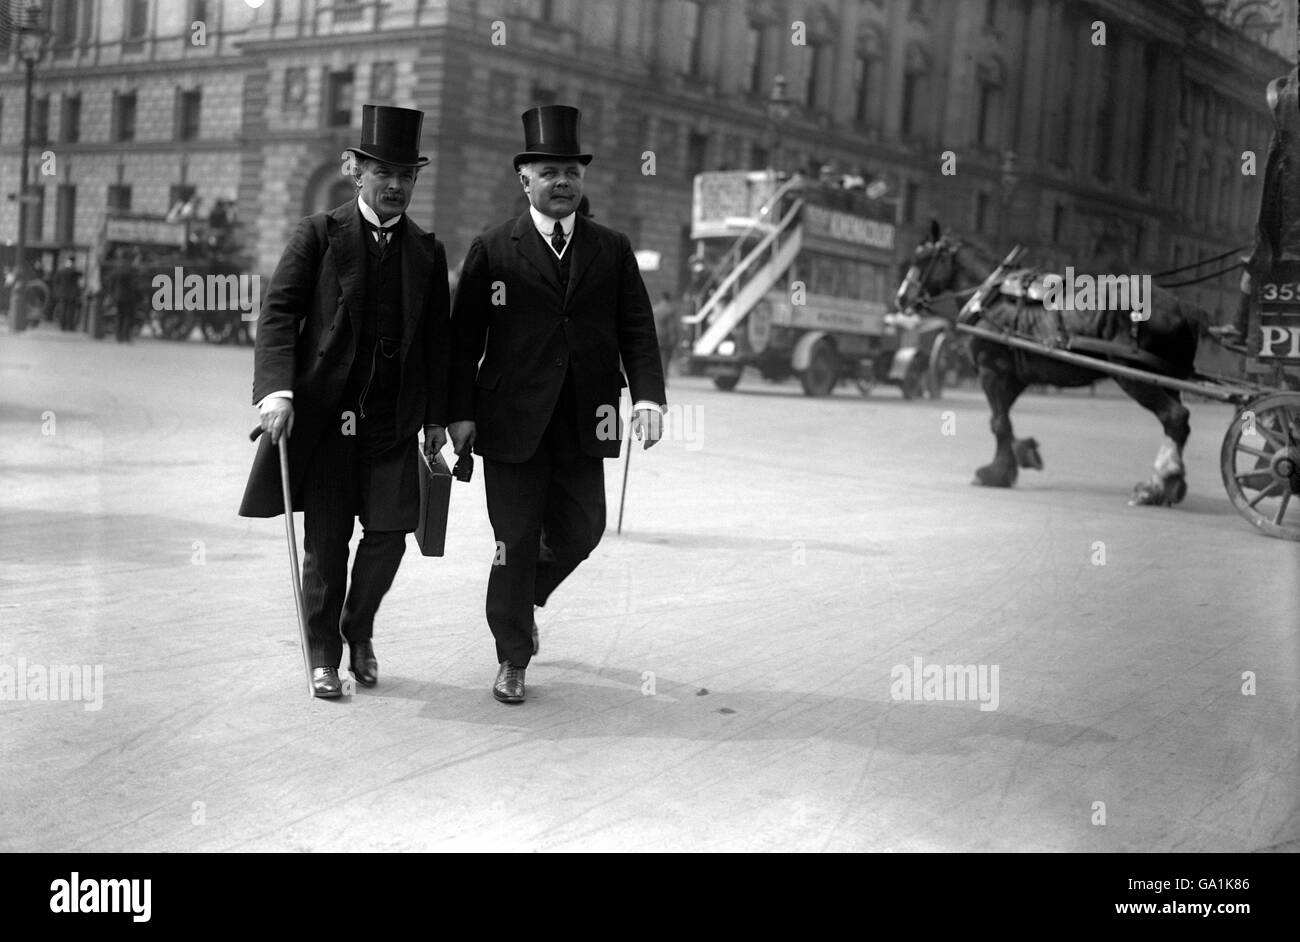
[712,373,740,391]
[1220,392,1300,541]
[926,332,951,399]
[799,339,837,397]
[159,311,193,341]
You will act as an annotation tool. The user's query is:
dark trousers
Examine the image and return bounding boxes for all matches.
[483,378,606,667]
[114,297,134,342]
[300,423,407,669]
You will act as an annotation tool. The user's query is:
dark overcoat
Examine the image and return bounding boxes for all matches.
[448,212,665,462]
[238,200,450,518]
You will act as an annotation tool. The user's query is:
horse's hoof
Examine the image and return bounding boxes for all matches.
[974,466,1016,488]
[1165,476,1188,506]
[1013,437,1044,471]
[1129,481,1169,507]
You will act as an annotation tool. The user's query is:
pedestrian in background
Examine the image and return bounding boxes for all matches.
[53,256,82,332]
[654,291,682,382]
[111,251,140,344]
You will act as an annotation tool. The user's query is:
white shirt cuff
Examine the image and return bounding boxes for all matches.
[258,390,293,409]
[632,400,663,414]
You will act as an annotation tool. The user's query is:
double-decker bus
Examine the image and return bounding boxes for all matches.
[684,170,947,397]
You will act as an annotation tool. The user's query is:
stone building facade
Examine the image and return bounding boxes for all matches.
[0,0,1292,318]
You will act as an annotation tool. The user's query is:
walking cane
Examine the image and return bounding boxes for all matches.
[250,426,314,697]
[616,423,633,535]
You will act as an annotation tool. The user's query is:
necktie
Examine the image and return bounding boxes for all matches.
[551,221,566,255]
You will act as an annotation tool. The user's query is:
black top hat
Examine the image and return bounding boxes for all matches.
[513,105,593,170]
[346,104,429,168]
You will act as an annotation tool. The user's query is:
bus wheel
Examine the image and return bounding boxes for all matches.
[712,373,740,391]
[799,339,837,397]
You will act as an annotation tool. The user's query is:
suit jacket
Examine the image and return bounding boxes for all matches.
[238,200,450,518]
[449,211,665,462]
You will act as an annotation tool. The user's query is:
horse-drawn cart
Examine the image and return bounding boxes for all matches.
[944,245,1300,542]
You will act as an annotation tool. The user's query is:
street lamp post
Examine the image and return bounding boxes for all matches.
[765,74,792,173]
[8,10,48,334]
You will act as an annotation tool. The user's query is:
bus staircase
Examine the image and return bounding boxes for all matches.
[686,184,805,358]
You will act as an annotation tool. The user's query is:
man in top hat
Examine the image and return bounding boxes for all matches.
[240,104,452,698]
[448,105,667,704]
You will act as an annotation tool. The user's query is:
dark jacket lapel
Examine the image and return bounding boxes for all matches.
[563,215,602,308]
[400,216,435,363]
[325,201,366,337]
[511,212,563,297]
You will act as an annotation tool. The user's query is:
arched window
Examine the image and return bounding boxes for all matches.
[853,26,884,128]
[900,43,932,140]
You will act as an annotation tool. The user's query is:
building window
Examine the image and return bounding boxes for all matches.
[113,93,137,142]
[55,184,76,244]
[283,67,307,108]
[683,1,704,77]
[744,23,763,94]
[33,96,50,145]
[1136,46,1158,191]
[909,0,926,19]
[974,192,990,233]
[189,0,208,25]
[126,0,148,39]
[54,0,79,46]
[1092,67,1113,180]
[976,81,1002,149]
[335,0,363,23]
[0,99,5,144]
[853,55,870,126]
[901,45,931,140]
[107,184,132,213]
[325,69,354,127]
[26,186,45,241]
[985,0,998,27]
[687,131,709,177]
[901,72,923,138]
[168,184,197,213]
[177,89,201,141]
[61,94,81,143]
[1052,202,1065,243]
[370,62,396,101]
[806,42,828,109]
[901,180,918,224]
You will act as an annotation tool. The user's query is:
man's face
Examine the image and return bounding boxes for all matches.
[521,160,585,218]
[356,160,418,219]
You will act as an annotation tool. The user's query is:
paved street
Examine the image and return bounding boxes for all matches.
[1,328,1297,852]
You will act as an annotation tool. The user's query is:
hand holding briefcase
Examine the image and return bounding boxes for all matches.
[415,450,452,556]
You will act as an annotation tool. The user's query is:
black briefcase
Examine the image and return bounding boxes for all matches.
[415,450,452,557]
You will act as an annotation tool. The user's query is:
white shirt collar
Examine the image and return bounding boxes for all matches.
[530,205,575,257]
[358,195,401,229]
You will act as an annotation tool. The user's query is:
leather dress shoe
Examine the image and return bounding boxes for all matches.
[311,667,343,699]
[532,619,540,657]
[349,640,378,688]
[493,661,526,704]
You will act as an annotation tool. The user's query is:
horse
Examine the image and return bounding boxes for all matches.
[896,223,1207,506]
